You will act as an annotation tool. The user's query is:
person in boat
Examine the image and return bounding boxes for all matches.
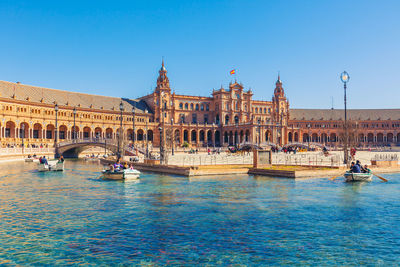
[362,164,371,173]
[128,164,134,170]
[356,160,365,172]
[27,154,31,159]
[58,155,64,163]
[351,161,361,173]
[39,156,43,163]
[42,156,48,165]
[108,163,115,172]
[114,160,122,171]
[123,162,128,169]
[349,162,355,172]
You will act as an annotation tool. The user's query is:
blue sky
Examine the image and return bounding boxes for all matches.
[0,0,399,109]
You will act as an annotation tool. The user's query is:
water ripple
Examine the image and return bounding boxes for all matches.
[0,160,399,265]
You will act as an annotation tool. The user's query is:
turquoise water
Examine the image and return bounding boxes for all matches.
[0,160,399,266]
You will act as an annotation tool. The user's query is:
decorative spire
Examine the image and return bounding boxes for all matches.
[156,59,170,92]
[274,73,284,97]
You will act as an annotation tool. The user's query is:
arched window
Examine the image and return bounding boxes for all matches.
[206,104,209,111]
[185,103,188,110]
[255,107,258,113]
[179,103,183,109]
[201,104,204,111]
[195,104,199,111]
[190,103,194,110]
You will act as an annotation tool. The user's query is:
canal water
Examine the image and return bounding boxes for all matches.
[0,160,399,265]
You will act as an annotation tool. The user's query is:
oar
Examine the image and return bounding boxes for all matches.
[371,172,388,182]
[330,172,345,181]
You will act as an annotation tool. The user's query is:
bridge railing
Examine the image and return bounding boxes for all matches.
[57,138,118,147]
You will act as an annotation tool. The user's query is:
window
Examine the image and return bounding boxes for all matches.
[201,104,204,111]
[204,114,208,124]
[180,114,185,123]
[59,131,65,139]
[46,130,52,139]
[5,128,10,138]
[179,103,183,109]
[196,104,199,111]
[206,104,209,111]
[192,114,197,123]
[190,103,194,110]
[33,130,39,139]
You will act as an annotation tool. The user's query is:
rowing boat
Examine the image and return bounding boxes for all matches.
[101,169,141,180]
[344,172,373,182]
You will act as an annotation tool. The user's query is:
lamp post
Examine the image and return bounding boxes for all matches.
[132,107,136,143]
[54,103,59,158]
[73,107,77,141]
[235,121,239,147]
[212,122,215,149]
[171,118,174,155]
[159,126,163,164]
[21,123,25,155]
[307,124,311,151]
[340,71,350,165]
[257,119,261,146]
[118,101,124,159]
[145,109,149,159]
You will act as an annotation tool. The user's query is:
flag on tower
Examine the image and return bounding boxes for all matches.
[230,69,236,75]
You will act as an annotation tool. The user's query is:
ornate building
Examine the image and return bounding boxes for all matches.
[0,61,398,155]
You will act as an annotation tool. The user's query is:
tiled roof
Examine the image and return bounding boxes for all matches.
[0,80,151,113]
[291,109,400,121]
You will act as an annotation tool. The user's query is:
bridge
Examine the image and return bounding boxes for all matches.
[56,138,136,158]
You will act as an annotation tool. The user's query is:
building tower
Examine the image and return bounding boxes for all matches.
[272,74,289,145]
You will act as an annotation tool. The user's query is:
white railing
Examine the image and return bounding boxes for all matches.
[0,147,54,155]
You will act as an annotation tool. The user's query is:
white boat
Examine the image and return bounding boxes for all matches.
[101,169,141,180]
[344,172,373,182]
[37,160,64,172]
[51,161,65,171]
[38,163,50,172]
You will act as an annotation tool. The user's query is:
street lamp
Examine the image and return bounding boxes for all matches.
[118,101,124,159]
[235,121,239,147]
[340,71,350,165]
[258,119,261,146]
[54,103,59,158]
[307,124,311,151]
[73,107,77,141]
[132,106,136,143]
[159,126,163,164]
[171,118,174,155]
[21,123,25,155]
[212,122,215,149]
[145,109,149,158]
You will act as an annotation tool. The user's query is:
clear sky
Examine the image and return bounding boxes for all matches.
[0,0,399,109]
